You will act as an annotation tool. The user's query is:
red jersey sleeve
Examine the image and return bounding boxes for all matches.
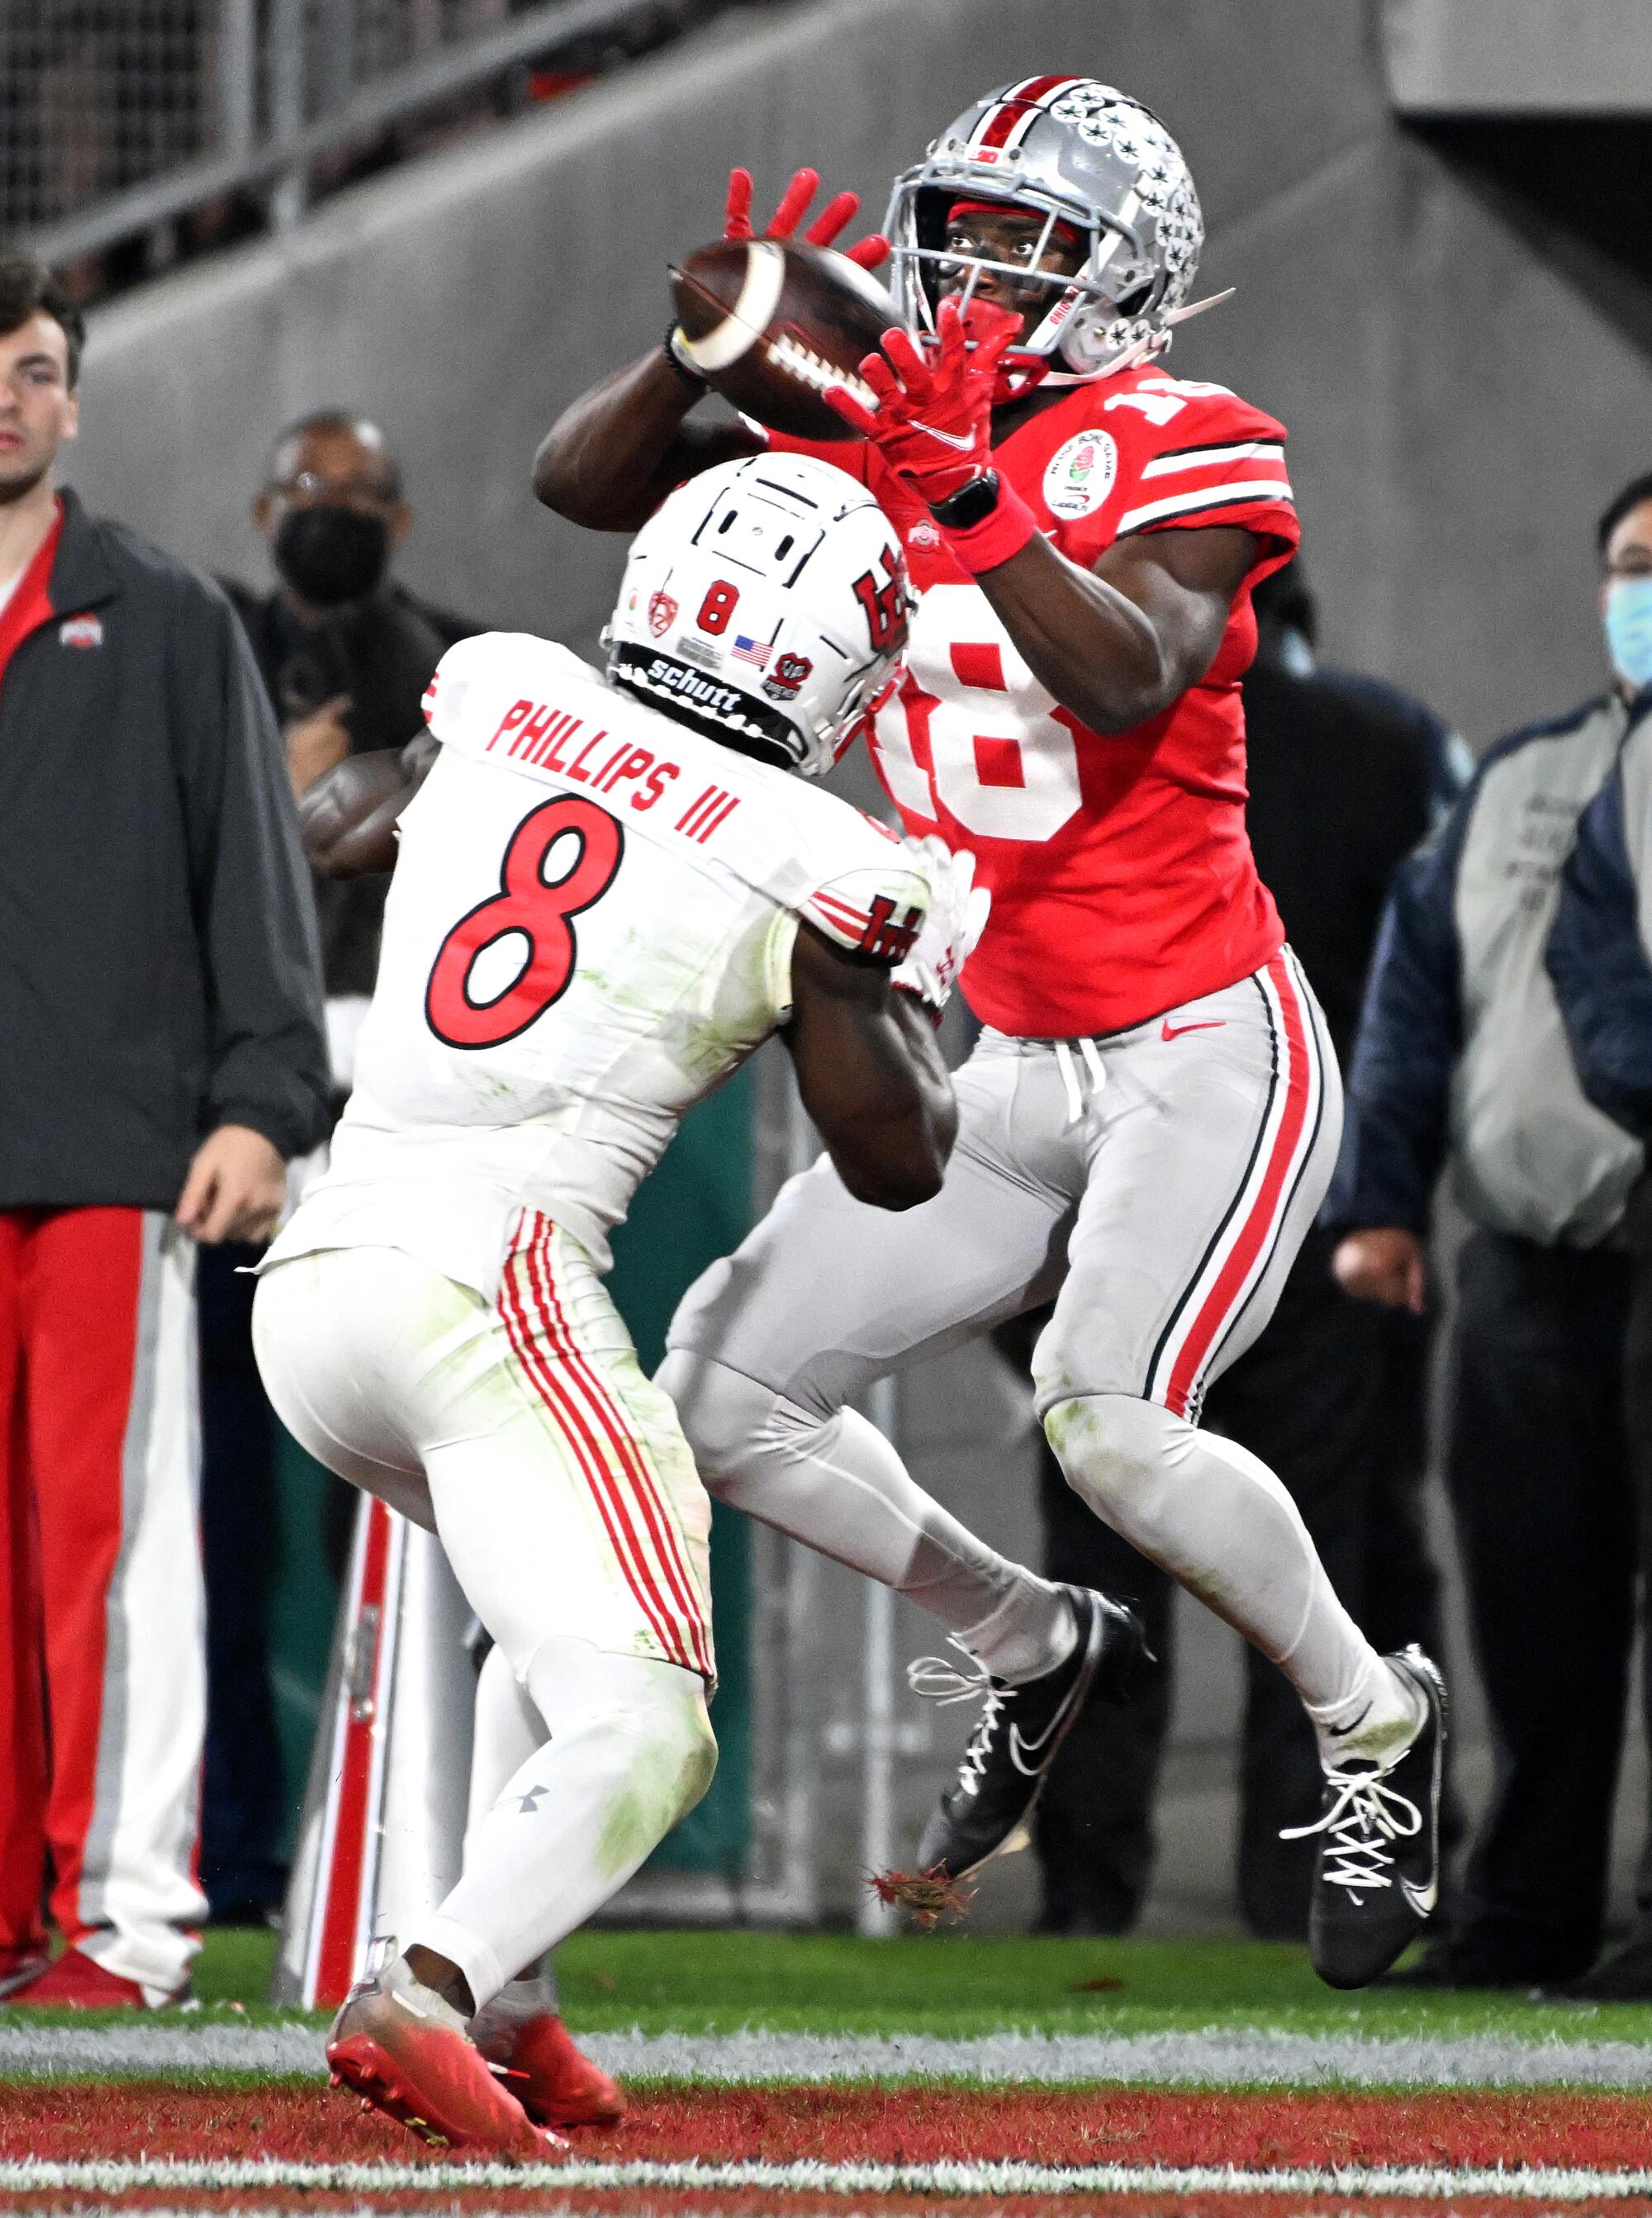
[1108,377,1297,558]
[1023,373,1298,591]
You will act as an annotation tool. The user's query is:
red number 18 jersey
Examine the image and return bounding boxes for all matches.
[777,359,1299,1038]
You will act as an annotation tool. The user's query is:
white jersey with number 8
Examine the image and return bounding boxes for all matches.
[265,630,930,1297]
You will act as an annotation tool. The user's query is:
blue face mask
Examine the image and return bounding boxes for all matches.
[1605,577,1652,691]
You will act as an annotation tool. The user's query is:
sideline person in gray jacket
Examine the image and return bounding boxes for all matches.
[1327,473,1652,1989]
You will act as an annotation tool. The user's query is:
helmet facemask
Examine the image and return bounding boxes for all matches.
[895,187,1160,392]
[884,79,1207,389]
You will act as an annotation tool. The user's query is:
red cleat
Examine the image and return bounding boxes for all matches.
[6,1947,187,2010]
[326,1964,567,2162]
[471,2005,624,2130]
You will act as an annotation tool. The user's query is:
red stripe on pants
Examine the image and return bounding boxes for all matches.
[0,1208,145,1953]
[1163,957,1314,1418]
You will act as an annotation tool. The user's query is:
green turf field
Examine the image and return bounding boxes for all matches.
[172,1924,1652,2046]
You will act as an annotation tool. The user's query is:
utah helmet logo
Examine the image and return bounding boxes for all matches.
[763,651,813,702]
[648,589,678,639]
[852,547,909,653]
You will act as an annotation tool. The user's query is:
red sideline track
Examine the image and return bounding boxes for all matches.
[7,2196,1652,2218]
[6,2078,1652,2168]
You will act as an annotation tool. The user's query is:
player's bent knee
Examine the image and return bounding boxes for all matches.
[655,1350,773,1494]
[596,1680,718,1850]
[522,1641,717,1844]
[579,1684,717,1841]
[1042,1391,1192,1548]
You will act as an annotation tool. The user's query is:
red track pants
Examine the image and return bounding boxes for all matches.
[0,1208,207,1994]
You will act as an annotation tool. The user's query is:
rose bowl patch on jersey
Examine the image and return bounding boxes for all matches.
[1042,431,1117,519]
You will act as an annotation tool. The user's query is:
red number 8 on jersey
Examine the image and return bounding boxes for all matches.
[425,795,624,1049]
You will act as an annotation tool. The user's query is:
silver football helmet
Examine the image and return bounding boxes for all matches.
[883,76,1205,382]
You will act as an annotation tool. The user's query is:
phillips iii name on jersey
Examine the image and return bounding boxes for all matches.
[263,630,931,1297]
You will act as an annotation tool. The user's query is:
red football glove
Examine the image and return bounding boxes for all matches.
[723,165,889,271]
[824,296,1020,505]
[826,299,1040,574]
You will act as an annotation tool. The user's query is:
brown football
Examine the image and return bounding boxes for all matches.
[670,237,899,441]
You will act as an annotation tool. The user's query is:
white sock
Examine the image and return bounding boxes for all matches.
[465,1643,562,2009]
[958,1582,1078,1684]
[1047,1392,1393,1737]
[660,1351,1071,1681]
[1307,1655,1426,1769]
[412,1636,714,2013]
[467,1641,542,1813]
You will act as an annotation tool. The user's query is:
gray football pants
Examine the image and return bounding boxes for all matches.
[662,951,1391,1724]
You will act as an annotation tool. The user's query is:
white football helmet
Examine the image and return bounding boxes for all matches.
[605,454,913,777]
[884,76,1204,382]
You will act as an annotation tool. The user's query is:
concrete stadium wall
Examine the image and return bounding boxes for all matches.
[73,0,1652,744]
[67,0,1652,1925]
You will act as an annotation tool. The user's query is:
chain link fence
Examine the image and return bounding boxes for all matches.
[2,0,738,286]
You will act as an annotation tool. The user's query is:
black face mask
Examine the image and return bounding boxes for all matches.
[273,504,392,606]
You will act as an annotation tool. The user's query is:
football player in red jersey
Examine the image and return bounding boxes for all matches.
[536,78,1445,1990]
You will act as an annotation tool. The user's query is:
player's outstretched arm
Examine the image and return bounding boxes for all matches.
[535,164,878,530]
[299,732,436,879]
[785,923,957,1211]
[973,521,1260,734]
[533,349,762,531]
[825,304,1266,735]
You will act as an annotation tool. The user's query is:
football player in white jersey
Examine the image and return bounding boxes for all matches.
[251,454,978,2159]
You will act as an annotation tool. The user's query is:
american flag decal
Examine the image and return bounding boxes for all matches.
[730,634,770,668]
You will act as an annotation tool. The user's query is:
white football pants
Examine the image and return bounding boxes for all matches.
[666,952,1401,1745]
[252,1215,717,2001]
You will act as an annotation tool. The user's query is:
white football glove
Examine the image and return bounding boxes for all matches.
[890,835,991,1017]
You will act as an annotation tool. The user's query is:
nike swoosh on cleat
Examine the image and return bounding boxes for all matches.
[1009,1693,1084,1774]
[912,420,977,451]
[1326,1703,1374,1740]
[1403,1874,1438,1916]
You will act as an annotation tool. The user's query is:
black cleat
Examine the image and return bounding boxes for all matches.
[911,1586,1150,1883]
[1286,1646,1447,1991]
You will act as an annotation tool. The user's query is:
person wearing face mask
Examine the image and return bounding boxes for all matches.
[224,413,478,1011]
[1327,472,1652,1990]
[199,416,479,1929]
[1540,481,1652,2000]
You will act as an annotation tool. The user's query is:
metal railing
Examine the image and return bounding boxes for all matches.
[7,0,733,269]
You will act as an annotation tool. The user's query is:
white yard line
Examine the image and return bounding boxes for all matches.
[3,2021,1652,2087]
[3,2156,1652,2200]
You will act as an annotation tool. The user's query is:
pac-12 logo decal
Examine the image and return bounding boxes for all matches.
[648,589,677,638]
[1042,430,1117,520]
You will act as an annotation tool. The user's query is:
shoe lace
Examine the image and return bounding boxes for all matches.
[1279,1765,1422,1897]
[907,1639,1013,1796]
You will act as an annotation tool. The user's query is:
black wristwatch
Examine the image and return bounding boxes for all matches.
[929,470,1001,530]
